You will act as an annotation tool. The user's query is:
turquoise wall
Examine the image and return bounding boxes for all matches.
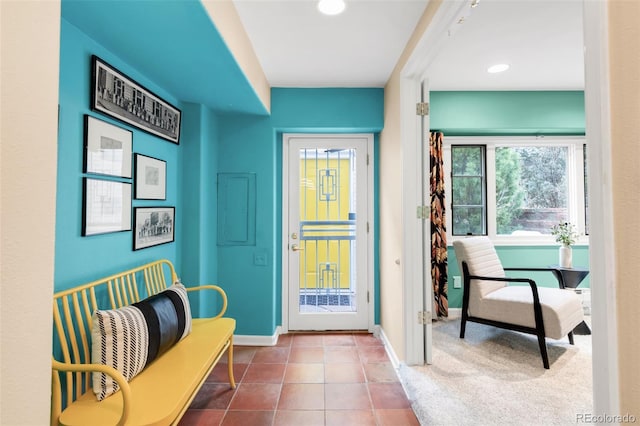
[56,20,225,316]
[431,91,589,309]
[217,88,384,336]
[179,103,221,315]
[55,17,384,335]
[61,0,267,116]
[55,19,182,289]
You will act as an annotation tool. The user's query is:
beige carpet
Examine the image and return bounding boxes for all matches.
[399,317,593,426]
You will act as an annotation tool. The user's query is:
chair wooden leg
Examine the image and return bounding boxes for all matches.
[459,314,467,339]
[568,331,575,345]
[537,333,550,369]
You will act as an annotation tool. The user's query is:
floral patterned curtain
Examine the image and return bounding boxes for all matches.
[430,131,448,317]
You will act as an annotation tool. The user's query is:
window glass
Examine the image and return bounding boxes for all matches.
[495,146,568,235]
[451,146,486,235]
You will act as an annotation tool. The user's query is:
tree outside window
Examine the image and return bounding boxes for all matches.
[496,146,568,235]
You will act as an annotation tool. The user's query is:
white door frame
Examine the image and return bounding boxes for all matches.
[582,0,619,415]
[399,0,619,415]
[281,133,375,334]
[399,0,471,367]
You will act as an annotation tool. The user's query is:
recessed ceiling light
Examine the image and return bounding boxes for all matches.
[318,0,346,16]
[487,63,510,73]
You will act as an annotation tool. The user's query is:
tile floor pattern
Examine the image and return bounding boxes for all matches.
[179,333,420,426]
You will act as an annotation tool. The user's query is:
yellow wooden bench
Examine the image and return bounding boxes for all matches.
[51,259,236,426]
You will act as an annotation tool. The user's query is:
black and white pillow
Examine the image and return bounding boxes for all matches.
[91,283,192,401]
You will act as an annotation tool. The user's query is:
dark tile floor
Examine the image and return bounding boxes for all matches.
[179,333,420,426]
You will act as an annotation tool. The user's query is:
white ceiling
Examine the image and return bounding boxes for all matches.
[427,0,584,90]
[232,0,429,87]
[233,0,585,90]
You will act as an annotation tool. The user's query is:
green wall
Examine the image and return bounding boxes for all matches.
[431,91,585,136]
[431,91,589,309]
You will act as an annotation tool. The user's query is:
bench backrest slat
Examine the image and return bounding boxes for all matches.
[52,260,178,415]
[145,262,167,296]
[72,291,92,390]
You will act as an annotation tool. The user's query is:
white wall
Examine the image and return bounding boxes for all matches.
[0,1,60,424]
[379,0,442,361]
[202,0,271,112]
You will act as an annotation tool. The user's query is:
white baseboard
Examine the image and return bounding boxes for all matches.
[234,326,282,346]
[377,310,461,370]
[377,325,401,370]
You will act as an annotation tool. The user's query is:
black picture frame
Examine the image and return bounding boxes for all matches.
[84,115,133,178]
[91,55,181,144]
[133,206,175,250]
[134,154,166,200]
[82,178,132,236]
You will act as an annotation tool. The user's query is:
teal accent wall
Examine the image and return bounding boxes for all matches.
[56,21,224,319]
[61,0,268,116]
[55,15,383,335]
[271,88,384,132]
[216,114,276,336]
[55,19,182,290]
[217,88,384,336]
[431,91,589,309]
[430,91,585,136]
[179,103,221,316]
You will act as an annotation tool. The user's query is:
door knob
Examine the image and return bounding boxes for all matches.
[291,244,304,252]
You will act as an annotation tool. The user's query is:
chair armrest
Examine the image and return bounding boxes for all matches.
[466,273,542,305]
[51,359,131,426]
[503,267,566,288]
[185,285,228,319]
[467,273,536,286]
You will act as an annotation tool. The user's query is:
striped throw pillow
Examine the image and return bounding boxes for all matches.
[91,283,192,401]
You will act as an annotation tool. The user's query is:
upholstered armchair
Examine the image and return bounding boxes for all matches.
[452,236,584,369]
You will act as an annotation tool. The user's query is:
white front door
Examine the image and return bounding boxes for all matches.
[283,134,373,331]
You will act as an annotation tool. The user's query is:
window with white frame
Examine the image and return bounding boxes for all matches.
[450,145,487,236]
[444,137,588,244]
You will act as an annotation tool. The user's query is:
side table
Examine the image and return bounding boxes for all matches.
[548,265,591,335]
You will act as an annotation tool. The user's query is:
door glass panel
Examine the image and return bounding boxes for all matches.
[298,148,357,313]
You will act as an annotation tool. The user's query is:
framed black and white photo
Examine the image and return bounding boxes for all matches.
[133,206,175,250]
[91,55,181,144]
[134,154,166,200]
[84,115,132,178]
[82,178,132,236]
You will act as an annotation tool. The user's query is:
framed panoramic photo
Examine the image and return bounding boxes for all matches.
[84,115,132,178]
[133,206,175,250]
[134,154,166,200]
[91,55,181,144]
[82,178,132,236]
